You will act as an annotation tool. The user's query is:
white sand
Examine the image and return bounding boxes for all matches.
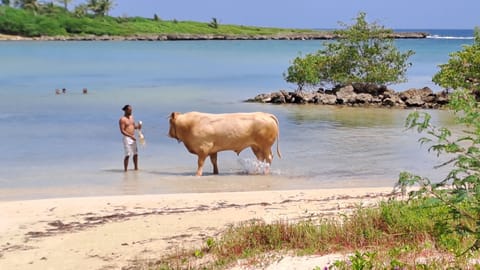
[0,187,396,270]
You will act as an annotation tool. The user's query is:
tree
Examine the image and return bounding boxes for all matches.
[398,28,480,255]
[14,0,39,11]
[208,17,218,28]
[97,0,114,16]
[284,12,414,90]
[86,0,114,16]
[433,27,480,99]
[283,52,323,91]
[1,0,11,6]
[55,0,72,11]
[73,3,88,17]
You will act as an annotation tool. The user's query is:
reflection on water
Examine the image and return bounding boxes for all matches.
[285,105,455,128]
[272,105,458,186]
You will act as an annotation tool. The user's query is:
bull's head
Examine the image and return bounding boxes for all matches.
[168,112,180,141]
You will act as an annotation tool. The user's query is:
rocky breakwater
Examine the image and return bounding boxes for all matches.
[246,84,450,109]
[0,32,428,41]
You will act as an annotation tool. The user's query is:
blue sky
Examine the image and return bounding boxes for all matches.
[74,0,478,29]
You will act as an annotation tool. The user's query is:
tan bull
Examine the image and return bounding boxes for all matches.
[168,111,281,176]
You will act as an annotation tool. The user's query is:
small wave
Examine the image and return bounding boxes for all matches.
[427,34,473,40]
[237,158,270,175]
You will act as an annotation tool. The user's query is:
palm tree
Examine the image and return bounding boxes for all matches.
[99,0,114,16]
[208,17,219,28]
[87,0,114,16]
[14,0,39,11]
[55,0,72,11]
[73,3,88,17]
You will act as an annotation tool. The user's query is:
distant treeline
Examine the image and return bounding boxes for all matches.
[0,4,319,38]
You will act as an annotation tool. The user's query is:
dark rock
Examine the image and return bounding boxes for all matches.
[399,87,433,101]
[352,83,388,96]
[271,92,286,104]
[355,93,373,104]
[247,84,449,109]
[404,96,425,107]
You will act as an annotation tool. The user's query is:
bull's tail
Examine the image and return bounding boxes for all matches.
[270,114,282,159]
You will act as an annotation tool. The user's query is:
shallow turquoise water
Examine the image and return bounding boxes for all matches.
[0,34,473,200]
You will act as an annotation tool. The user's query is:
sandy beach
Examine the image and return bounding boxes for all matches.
[0,187,397,269]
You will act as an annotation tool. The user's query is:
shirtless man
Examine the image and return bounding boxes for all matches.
[119,105,142,171]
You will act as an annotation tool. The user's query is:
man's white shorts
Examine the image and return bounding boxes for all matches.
[123,136,138,157]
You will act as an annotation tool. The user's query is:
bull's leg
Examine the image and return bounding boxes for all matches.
[265,149,273,164]
[251,146,265,162]
[210,153,219,174]
[263,149,273,175]
[251,146,271,174]
[196,154,208,176]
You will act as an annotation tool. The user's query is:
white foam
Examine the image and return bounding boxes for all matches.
[427,34,473,40]
[237,158,270,175]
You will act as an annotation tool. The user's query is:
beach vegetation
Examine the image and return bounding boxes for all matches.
[139,199,479,269]
[284,12,414,91]
[0,4,321,37]
[398,26,480,256]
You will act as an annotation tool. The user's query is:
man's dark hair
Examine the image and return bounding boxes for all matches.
[122,104,130,111]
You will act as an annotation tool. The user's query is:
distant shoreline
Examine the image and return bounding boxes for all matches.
[0,31,428,41]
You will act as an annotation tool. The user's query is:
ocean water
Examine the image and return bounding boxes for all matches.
[0,29,474,200]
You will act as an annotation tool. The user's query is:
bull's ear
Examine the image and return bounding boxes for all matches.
[170,112,179,120]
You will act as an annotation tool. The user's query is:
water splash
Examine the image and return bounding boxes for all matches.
[237,158,270,175]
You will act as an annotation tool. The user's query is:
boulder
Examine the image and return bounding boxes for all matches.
[404,96,425,107]
[314,93,337,105]
[355,93,373,104]
[382,95,405,107]
[352,83,388,96]
[271,92,286,104]
[399,87,433,101]
[335,85,356,104]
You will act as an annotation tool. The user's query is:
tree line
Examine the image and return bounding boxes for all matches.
[0,0,114,17]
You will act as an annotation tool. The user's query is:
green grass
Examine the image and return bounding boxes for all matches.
[0,6,322,37]
[133,198,480,269]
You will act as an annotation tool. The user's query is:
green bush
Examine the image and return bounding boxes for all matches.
[283,52,323,91]
[284,12,414,90]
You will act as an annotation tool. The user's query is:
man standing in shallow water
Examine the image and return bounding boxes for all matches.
[119,105,142,171]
